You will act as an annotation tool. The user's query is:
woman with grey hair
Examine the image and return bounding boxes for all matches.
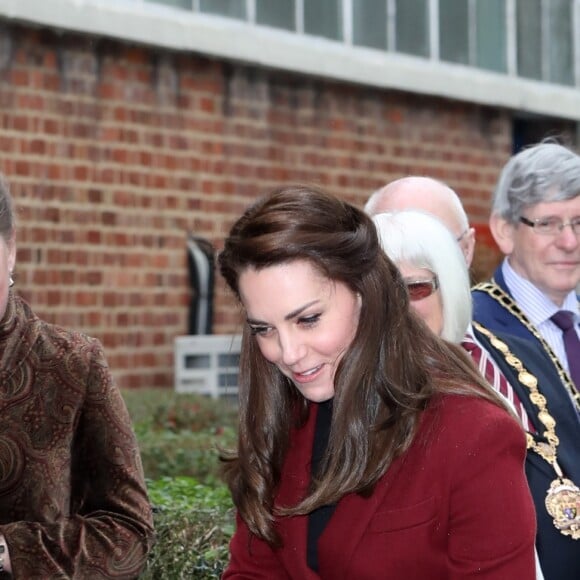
[372,209,471,343]
[373,209,532,431]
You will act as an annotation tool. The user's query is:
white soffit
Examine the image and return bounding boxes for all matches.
[0,0,579,121]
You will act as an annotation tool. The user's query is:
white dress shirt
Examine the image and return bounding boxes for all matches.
[502,258,580,375]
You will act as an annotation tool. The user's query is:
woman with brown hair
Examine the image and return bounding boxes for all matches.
[219,184,536,579]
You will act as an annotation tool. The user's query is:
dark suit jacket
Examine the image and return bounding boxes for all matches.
[472,267,580,580]
[224,394,536,579]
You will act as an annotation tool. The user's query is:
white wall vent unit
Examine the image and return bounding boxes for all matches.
[174,334,242,399]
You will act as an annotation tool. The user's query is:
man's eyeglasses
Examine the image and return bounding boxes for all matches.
[519,216,580,236]
[405,277,439,301]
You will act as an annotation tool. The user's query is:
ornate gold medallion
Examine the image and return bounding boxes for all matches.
[545,478,580,539]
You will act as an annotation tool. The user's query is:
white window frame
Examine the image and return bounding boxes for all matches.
[0,0,579,121]
[541,0,549,81]
[506,0,517,76]
[429,0,439,61]
[576,0,580,86]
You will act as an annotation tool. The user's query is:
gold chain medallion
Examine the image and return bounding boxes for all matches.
[474,321,579,539]
[545,478,580,539]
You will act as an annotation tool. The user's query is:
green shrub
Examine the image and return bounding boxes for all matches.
[137,427,237,482]
[123,389,238,434]
[141,477,235,579]
[124,389,238,483]
[121,390,239,578]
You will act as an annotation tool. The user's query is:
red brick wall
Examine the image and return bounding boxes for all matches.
[0,23,514,389]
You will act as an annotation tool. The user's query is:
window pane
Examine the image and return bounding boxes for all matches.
[199,0,246,20]
[476,0,506,72]
[549,0,573,86]
[304,0,342,40]
[145,0,191,9]
[439,0,468,65]
[516,0,542,80]
[353,0,388,50]
[256,0,296,31]
[395,0,429,57]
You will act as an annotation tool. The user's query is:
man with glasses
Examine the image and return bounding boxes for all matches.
[472,141,580,580]
[474,141,580,397]
[475,142,580,392]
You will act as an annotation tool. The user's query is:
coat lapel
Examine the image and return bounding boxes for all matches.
[317,449,408,579]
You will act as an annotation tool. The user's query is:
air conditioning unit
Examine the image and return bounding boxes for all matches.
[174,334,242,399]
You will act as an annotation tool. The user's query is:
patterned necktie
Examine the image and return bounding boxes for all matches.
[461,335,535,433]
[550,310,580,389]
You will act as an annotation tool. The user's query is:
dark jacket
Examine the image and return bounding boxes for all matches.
[472,267,580,580]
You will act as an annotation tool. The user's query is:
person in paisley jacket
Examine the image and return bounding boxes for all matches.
[0,174,154,578]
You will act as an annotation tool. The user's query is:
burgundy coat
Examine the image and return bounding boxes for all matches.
[224,393,536,579]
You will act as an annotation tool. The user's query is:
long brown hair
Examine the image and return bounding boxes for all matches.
[219,184,505,545]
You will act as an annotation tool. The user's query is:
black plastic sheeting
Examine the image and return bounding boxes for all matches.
[186,234,215,335]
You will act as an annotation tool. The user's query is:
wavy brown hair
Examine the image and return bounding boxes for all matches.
[219,184,507,546]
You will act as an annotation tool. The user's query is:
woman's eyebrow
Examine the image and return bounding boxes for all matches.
[246,300,321,326]
[284,300,320,321]
[246,317,267,326]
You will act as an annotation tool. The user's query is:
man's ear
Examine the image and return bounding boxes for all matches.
[462,227,476,267]
[489,213,515,256]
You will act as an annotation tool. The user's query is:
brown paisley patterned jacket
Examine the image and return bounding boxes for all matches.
[0,292,154,578]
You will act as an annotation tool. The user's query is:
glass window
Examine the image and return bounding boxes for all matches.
[304,0,343,40]
[199,0,246,20]
[395,0,429,58]
[516,0,542,80]
[145,0,192,9]
[548,0,573,86]
[256,0,296,31]
[439,0,469,65]
[353,0,388,50]
[475,0,506,73]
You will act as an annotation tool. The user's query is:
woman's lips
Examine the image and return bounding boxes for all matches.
[292,365,323,384]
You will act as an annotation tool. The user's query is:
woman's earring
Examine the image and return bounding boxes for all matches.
[9,273,14,288]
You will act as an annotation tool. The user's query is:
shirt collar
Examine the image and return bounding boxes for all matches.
[501,257,579,326]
